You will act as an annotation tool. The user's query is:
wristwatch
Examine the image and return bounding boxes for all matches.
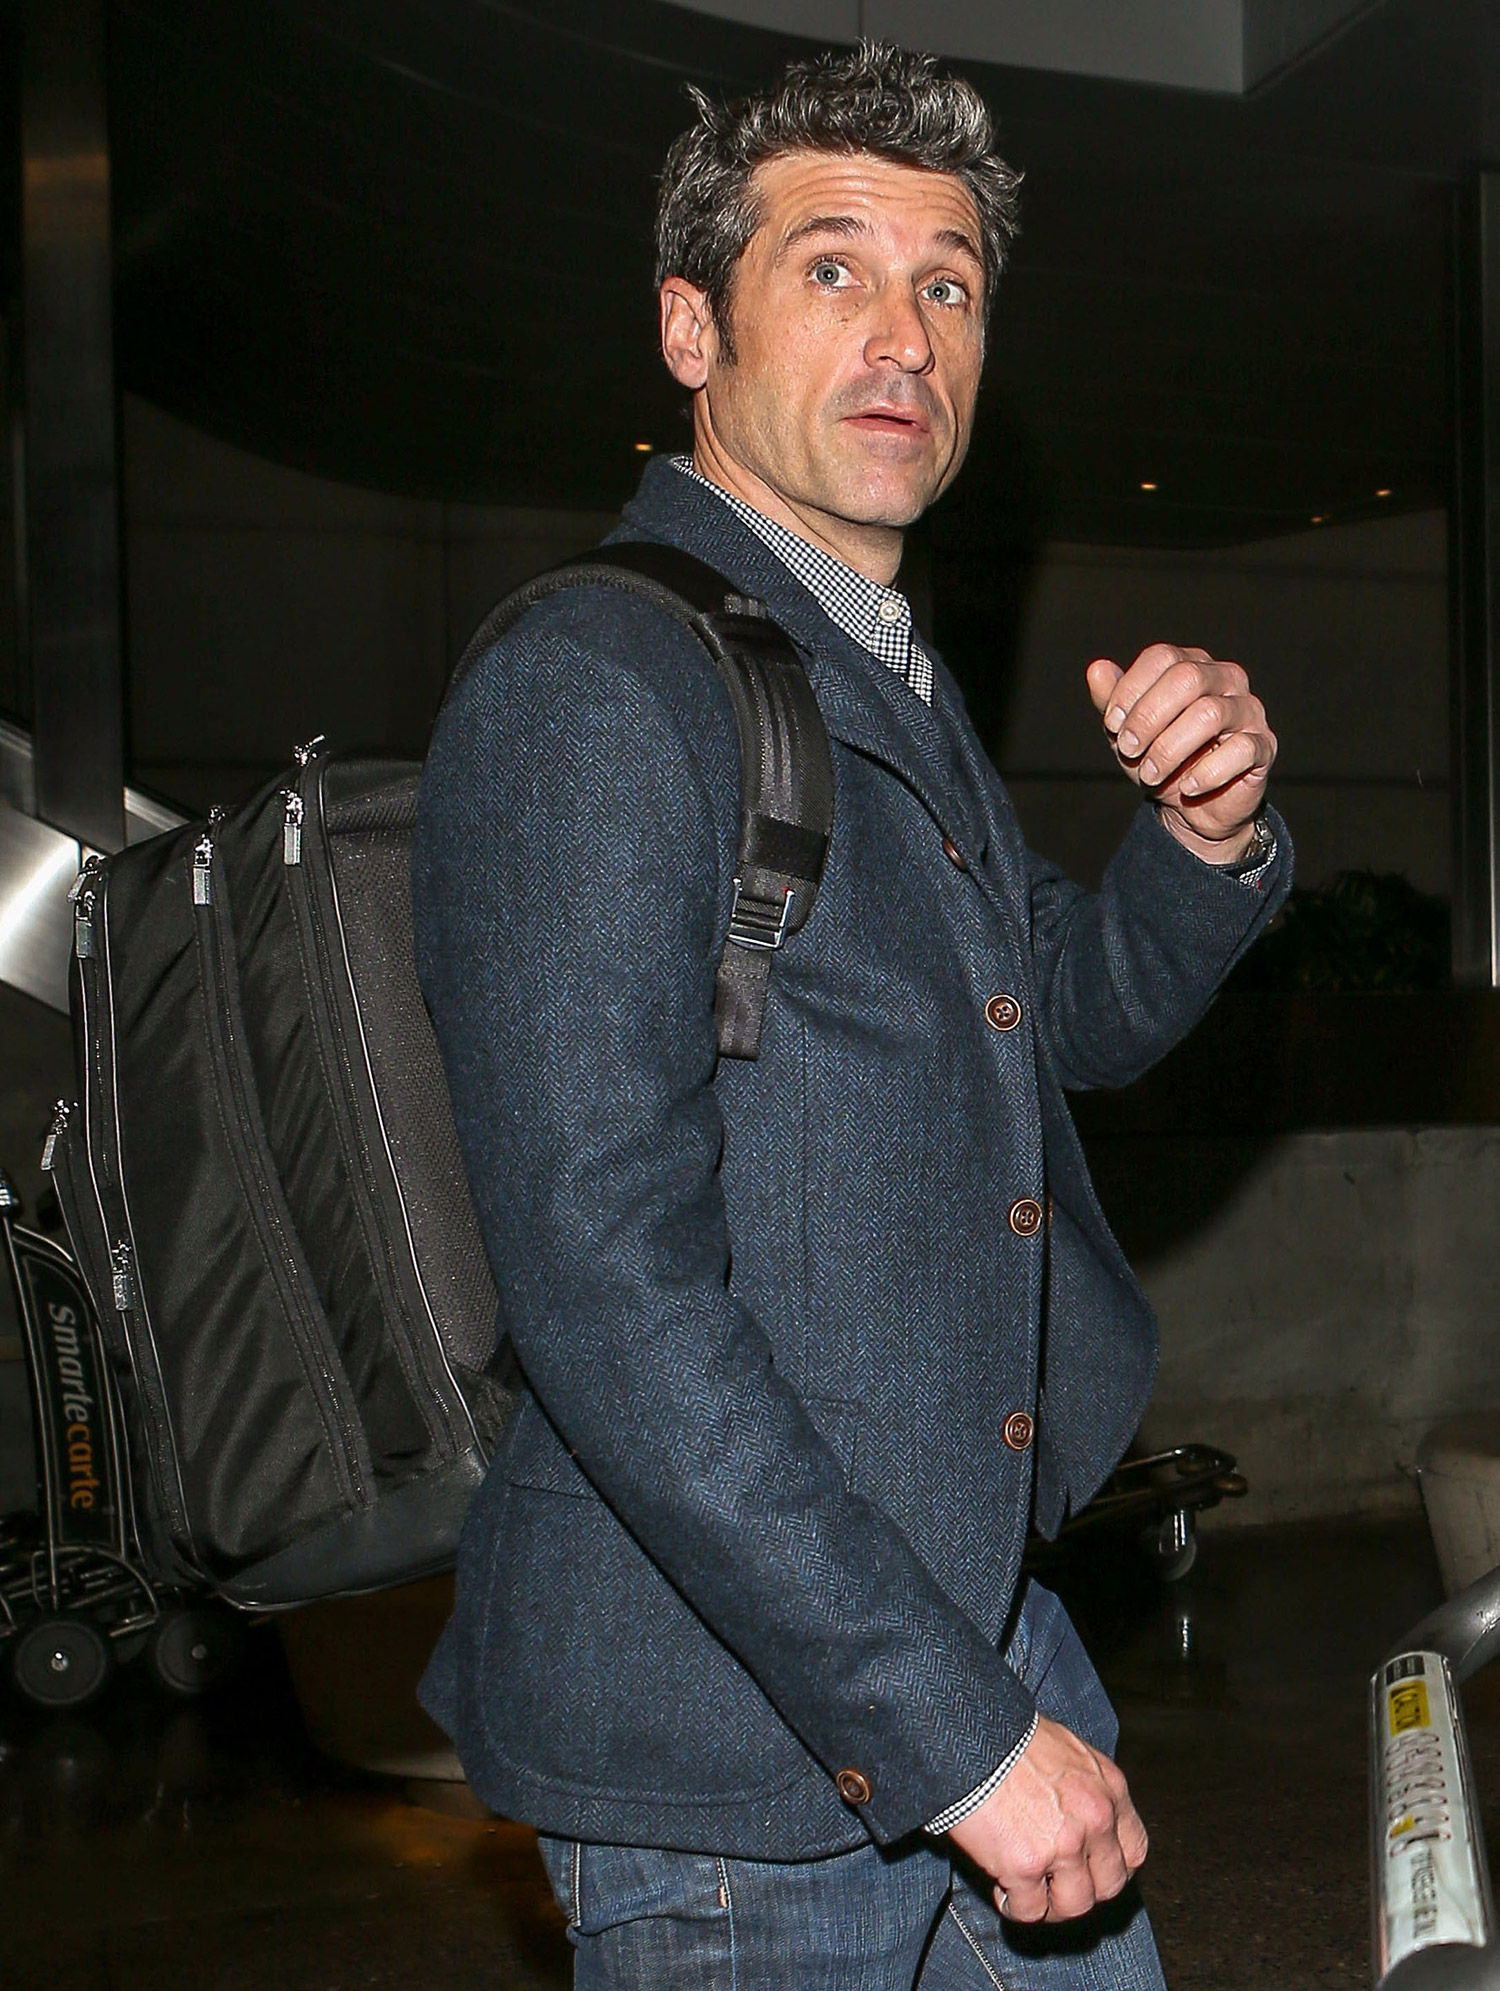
[1220,810,1276,877]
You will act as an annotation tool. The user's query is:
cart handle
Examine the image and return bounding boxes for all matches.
[1373,1565,1500,1989]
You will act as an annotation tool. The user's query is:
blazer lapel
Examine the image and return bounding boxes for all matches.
[799,635,980,855]
[614,460,980,851]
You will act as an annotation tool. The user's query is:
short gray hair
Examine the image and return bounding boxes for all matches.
[655,42,1021,358]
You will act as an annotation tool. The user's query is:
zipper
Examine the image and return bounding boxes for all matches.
[109,1239,135,1312]
[193,836,370,1506]
[191,806,225,906]
[40,1099,71,1174]
[284,738,322,867]
[67,872,199,1560]
[281,789,304,866]
[283,757,473,1455]
[70,856,105,958]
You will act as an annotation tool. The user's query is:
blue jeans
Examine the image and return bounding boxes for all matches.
[537,1581,1165,1990]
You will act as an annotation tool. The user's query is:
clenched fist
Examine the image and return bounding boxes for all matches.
[947,1714,1148,1924]
[1087,644,1277,867]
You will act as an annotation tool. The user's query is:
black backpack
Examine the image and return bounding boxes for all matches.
[45,546,834,1609]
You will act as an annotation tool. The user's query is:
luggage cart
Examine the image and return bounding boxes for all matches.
[1026,1442,1248,1582]
[1371,1563,1500,1988]
[0,1162,240,1709]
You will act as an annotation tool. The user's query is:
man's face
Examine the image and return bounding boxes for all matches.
[666,150,988,539]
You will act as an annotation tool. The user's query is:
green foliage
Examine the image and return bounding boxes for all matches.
[1227,870,1451,994]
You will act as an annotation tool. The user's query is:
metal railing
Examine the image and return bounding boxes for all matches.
[0,720,185,1012]
[1373,1566,1500,1987]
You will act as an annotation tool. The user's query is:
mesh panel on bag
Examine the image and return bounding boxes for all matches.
[327,812,502,1375]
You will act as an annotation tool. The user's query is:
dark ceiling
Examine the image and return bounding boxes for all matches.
[66,0,1500,544]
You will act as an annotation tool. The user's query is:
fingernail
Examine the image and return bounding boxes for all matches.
[1105,707,1125,733]
[1141,758,1158,783]
[1181,776,1199,795]
[1118,730,1139,756]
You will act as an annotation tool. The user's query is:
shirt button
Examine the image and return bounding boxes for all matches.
[942,836,968,871]
[1003,1411,1035,1452]
[1009,1197,1043,1237]
[876,597,905,625]
[836,1768,873,1805]
[985,993,1022,1032]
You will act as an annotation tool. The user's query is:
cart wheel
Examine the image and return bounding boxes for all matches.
[11,1615,115,1710]
[146,1607,242,1697]
[1142,1512,1199,1582]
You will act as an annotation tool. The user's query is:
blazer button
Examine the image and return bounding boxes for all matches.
[985,993,1022,1032]
[1003,1410,1035,1452]
[1008,1197,1043,1236]
[836,1768,873,1805]
[942,835,968,871]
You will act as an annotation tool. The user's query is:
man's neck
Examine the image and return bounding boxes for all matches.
[689,437,904,586]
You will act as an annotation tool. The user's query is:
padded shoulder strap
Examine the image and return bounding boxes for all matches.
[447,542,835,1060]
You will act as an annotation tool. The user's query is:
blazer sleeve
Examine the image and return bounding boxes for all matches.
[414,601,1037,1842]
[1026,800,1292,1092]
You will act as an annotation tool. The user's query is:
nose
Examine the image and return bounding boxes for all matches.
[864,281,935,375]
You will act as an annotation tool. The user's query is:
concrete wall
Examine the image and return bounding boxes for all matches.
[1089,1126,1500,1528]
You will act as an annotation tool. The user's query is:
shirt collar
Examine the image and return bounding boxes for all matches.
[669,456,923,675]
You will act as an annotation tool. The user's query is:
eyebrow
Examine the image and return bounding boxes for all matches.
[776,213,984,271]
[777,213,867,256]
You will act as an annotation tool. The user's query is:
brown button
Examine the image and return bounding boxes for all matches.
[985,993,1022,1033]
[1003,1410,1035,1452]
[836,1768,873,1806]
[1009,1197,1043,1237]
[942,836,968,871]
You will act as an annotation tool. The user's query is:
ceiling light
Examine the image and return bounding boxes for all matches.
[1376,487,1392,498]
[1139,480,1157,491]
[634,441,653,453]
[1310,514,1327,524]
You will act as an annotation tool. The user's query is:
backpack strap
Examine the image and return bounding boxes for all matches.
[448,541,835,1060]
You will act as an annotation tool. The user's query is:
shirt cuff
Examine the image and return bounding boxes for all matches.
[923,1710,1039,1836]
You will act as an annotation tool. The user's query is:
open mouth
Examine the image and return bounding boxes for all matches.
[844,408,929,438]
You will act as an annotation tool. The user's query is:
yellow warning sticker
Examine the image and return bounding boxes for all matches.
[1390,1681,1431,1735]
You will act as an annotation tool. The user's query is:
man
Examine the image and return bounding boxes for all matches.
[415,41,1286,1990]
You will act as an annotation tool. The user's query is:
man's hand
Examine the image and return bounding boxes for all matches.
[946,1714,1148,1924]
[1086,645,1277,866]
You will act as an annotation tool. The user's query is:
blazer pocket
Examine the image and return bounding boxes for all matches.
[504,1393,599,1499]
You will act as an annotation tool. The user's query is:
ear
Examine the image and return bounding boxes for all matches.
[660,278,716,389]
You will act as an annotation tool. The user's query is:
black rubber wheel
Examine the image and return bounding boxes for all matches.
[145,1607,242,1697]
[10,1615,115,1710]
[1141,1514,1199,1583]
[1154,1533,1198,1582]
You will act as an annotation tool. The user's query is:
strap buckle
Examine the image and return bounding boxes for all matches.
[727,878,795,952]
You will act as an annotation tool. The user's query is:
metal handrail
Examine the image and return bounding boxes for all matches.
[1373,1565,1500,1987]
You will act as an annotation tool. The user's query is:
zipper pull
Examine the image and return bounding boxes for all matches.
[192,806,225,906]
[69,856,104,959]
[110,1239,135,1312]
[293,735,326,769]
[282,788,305,866]
[40,1100,73,1173]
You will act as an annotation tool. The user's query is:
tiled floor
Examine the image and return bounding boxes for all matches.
[0,1513,1470,1989]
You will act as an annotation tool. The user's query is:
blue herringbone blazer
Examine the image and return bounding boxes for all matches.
[413,458,1289,1857]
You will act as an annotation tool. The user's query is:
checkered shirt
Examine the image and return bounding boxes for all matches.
[671,458,934,704]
